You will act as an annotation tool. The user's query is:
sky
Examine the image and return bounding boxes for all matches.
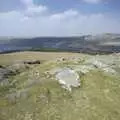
[0,0,120,37]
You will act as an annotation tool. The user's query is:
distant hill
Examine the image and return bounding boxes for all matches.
[0,33,120,54]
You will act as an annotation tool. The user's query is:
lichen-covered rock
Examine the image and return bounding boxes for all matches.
[74,65,94,74]
[55,68,80,91]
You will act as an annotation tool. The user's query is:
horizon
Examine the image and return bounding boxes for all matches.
[0,33,120,38]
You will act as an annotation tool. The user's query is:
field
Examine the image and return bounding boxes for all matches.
[0,52,120,120]
[0,51,81,65]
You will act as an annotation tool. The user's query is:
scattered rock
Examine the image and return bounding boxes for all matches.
[56,57,66,62]
[92,60,107,68]
[7,63,29,73]
[0,68,14,82]
[86,58,116,74]
[0,62,30,85]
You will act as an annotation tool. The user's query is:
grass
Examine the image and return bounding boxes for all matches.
[0,51,82,65]
[29,47,67,52]
[1,71,120,120]
[0,52,120,120]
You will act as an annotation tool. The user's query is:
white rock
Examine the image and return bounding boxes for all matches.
[56,68,80,91]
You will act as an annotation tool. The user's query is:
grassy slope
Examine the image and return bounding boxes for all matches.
[0,51,81,65]
[0,52,120,120]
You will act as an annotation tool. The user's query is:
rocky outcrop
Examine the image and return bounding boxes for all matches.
[0,68,14,82]
[0,60,41,84]
[51,68,80,91]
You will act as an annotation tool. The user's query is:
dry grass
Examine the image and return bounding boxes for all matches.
[0,52,120,120]
[0,51,82,65]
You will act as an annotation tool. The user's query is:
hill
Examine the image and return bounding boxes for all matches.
[0,52,120,120]
[0,33,120,54]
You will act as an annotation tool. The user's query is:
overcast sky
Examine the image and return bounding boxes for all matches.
[0,0,120,37]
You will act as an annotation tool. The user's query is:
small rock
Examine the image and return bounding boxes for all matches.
[24,60,41,65]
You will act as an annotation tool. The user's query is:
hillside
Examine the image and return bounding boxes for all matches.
[0,52,120,120]
[0,33,120,54]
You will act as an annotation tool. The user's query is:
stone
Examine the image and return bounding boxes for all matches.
[24,60,41,65]
[56,68,80,91]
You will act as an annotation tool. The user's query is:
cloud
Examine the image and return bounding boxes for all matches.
[20,0,34,7]
[20,0,48,17]
[0,0,119,37]
[24,5,48,17]
[50,10,79,20]
[83,0,102,4]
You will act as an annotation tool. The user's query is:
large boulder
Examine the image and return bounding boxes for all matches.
[55,68,80,91]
